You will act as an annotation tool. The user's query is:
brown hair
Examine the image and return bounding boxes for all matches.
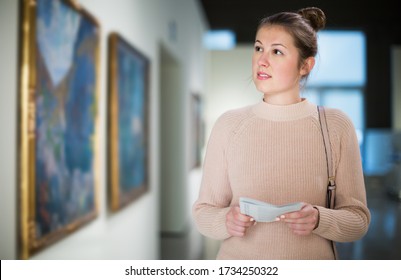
[257,7,326,76]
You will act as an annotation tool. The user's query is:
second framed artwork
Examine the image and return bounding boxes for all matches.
[107,33,150,212]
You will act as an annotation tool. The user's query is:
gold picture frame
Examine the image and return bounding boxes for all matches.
[18,0,100,259]
[107,33,150,212]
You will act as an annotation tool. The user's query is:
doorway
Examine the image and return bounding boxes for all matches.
[158,45,188,259]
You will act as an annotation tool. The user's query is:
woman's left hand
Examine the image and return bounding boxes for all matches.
[277,203,319,236]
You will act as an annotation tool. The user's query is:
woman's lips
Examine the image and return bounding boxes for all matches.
[257,71,271,80]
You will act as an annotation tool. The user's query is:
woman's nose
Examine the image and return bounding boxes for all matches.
[258,53,269,67]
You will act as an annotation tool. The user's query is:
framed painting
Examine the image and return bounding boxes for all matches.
[107,33,150,212]
[18,0,100,259]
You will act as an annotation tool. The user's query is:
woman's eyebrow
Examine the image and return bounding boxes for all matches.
[254,40,288,49]
[271,43,287,49]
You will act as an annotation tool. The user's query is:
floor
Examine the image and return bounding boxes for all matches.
[200,174,401,260]
[337,175,401,260]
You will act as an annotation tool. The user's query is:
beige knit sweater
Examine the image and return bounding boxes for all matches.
[192,99,370,259]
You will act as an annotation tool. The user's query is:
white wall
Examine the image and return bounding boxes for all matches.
[0,0,207,260]
[392,46,401,131]
[205,45,261,138]
[0,0,19,260]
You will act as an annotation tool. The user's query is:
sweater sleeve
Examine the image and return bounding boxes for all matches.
[313,109,371,242]
[192,112,236,240]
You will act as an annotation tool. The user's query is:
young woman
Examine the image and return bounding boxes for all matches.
[192,7,370,259]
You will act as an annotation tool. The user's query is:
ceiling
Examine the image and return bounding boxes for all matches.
[199,0,401,44]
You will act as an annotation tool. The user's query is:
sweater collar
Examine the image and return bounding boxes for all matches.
[252,98,317,121]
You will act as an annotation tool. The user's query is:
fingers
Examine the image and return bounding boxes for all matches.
[226,206,255,237]
[226,204,319,237]
[278,203,319,235]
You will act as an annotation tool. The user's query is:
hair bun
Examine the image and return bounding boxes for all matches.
[297,7,326,31]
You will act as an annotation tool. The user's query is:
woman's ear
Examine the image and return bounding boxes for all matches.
[300,57,315,76]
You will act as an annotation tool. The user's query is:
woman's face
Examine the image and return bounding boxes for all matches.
[252,25,309,101]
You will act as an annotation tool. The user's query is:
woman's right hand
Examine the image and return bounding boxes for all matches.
[226,206,256,237]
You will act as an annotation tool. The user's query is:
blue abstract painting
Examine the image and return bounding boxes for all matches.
[34,0,99,239]
[108,33,149,211]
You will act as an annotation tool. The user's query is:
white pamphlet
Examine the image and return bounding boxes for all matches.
[239,197,303,222]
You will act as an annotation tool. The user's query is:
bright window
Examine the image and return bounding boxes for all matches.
[203,30,236,50]
[308,31,366,87]
[303,30,369,170]
[303,30,366,132]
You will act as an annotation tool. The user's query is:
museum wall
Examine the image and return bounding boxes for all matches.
[204,45,261,139]
[0,0,208,260]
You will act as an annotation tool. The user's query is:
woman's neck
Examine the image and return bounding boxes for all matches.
[263,93,302,105]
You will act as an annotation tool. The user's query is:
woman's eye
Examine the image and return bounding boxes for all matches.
[255,46,263,52]
[273,49,283,55]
